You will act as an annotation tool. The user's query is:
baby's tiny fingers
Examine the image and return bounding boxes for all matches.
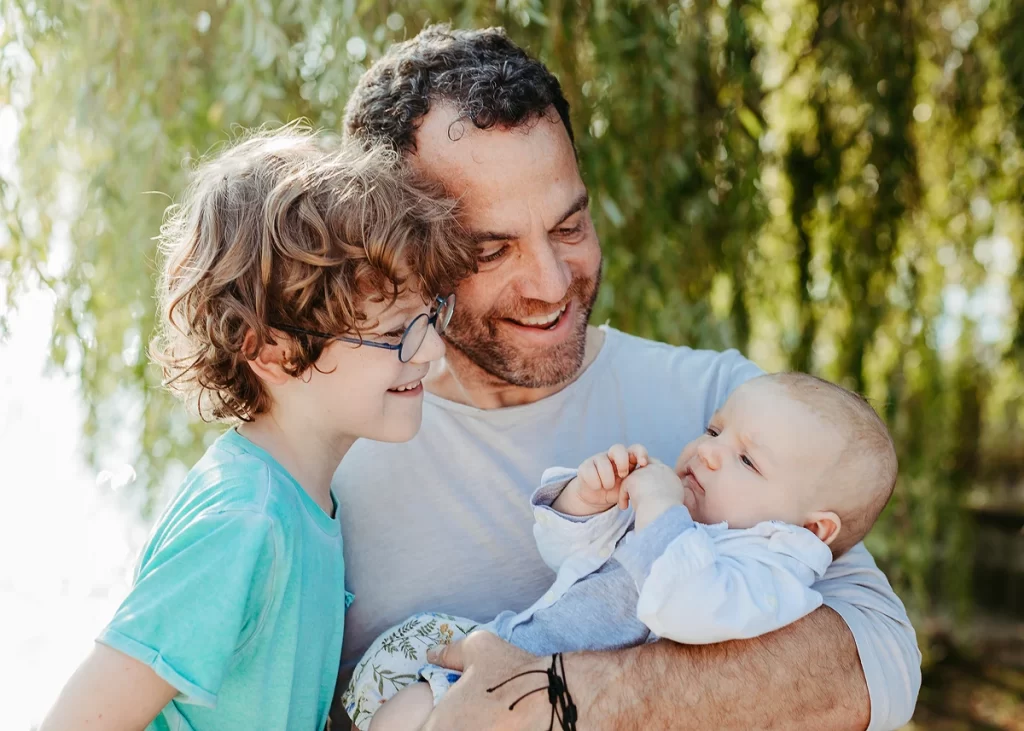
[579,458,600,490]
[628,443,649,468]
[607,444,630,477]
[596,455,616,489]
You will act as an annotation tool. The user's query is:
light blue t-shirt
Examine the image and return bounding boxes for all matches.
[98,428,349,731]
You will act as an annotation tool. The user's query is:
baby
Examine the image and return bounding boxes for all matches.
[346,372,898,730]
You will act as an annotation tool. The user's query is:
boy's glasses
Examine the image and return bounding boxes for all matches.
[273,294,455,363]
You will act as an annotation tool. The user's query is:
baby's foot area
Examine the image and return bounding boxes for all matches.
[368,682,434,731]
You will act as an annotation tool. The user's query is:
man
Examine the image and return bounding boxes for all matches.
[333,24,921,730]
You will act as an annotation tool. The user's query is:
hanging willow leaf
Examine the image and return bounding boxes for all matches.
[0,0,1021,631]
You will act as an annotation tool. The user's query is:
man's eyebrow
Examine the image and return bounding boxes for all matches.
[467,191,590,244]
[468,230,516,245]
[552,191,590,228]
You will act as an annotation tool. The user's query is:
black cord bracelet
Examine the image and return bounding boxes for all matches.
[486,652,578,731]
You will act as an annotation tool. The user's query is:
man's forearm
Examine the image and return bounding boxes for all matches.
[565,606,870,731]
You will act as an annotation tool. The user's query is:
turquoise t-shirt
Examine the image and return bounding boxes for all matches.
[98,429,350,731]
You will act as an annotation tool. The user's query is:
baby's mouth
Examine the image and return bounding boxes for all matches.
[682,466,705,495]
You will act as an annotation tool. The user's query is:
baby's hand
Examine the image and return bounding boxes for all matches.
[622,460,685,530]
[577,443,650,510]
[553,444,649,517]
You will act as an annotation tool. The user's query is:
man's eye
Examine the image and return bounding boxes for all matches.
[478,245,509,264]
[705,427,719,437]
[557,222,585,240]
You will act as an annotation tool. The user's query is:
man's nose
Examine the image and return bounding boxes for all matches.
[697,440,720,470]
[408,324,445,364]
[518,236,572,303]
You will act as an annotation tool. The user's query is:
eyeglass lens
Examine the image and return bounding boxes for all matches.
[436,294,455,335]
[398,295,455,363]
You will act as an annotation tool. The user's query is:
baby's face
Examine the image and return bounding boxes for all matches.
[674,379,843,529]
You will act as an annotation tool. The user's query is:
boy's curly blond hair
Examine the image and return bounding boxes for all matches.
[151,124,476,422]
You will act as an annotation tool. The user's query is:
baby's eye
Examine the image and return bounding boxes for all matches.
[705,427,719,437]
[741,454,756,469]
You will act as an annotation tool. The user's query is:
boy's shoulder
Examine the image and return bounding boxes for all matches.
[151,430,298,543]
[181,430,279,510]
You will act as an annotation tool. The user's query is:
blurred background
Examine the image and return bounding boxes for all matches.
[1,0,1022,728]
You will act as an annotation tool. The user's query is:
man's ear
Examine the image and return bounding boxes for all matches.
[803,511,842,546]
[243,330,293,386]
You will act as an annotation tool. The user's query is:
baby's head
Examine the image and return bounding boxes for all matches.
[675,373,897,557]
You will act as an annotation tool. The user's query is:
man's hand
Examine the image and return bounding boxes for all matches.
[422,632,550,731]
[553,443,649,517]
[622,459,685,530]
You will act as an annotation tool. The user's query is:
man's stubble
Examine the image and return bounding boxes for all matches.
[442,266,602,389]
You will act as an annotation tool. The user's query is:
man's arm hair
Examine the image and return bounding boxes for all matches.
[569,606,870,731]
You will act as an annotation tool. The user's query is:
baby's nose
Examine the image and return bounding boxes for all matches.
[697,441,720,470]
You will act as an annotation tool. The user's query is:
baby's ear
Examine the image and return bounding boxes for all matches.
[803,511,842,546]
[244,329,293,386]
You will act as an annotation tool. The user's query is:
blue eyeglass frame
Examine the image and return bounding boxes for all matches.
[272,294,454,363]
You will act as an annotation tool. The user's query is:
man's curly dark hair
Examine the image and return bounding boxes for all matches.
[343,24,574,153]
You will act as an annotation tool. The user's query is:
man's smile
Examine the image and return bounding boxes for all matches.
[507,304,567,329]
[499,300,575,339]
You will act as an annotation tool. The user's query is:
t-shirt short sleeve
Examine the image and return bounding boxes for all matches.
[97,509,276,707]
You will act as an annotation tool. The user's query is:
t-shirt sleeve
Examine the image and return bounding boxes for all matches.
[97,509,277,707]
[705,348,764,417]
[815,543,922,730]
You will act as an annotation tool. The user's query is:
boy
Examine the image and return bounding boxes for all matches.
[40,126,475,731]
[347,372,898,730]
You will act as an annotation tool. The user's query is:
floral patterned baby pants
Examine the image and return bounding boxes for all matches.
[343,612,479,730]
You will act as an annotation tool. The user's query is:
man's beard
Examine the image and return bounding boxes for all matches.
[443,268,601,389]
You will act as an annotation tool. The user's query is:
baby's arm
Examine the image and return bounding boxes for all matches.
[530,457,641,573]
[618,517,832,644]
[39,643,177,731]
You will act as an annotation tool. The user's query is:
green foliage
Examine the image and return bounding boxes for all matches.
[2,0,1022,638]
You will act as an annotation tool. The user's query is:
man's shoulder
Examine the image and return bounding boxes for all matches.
[600,326,762,380]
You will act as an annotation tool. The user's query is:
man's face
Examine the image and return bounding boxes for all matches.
[410,106,602,388]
